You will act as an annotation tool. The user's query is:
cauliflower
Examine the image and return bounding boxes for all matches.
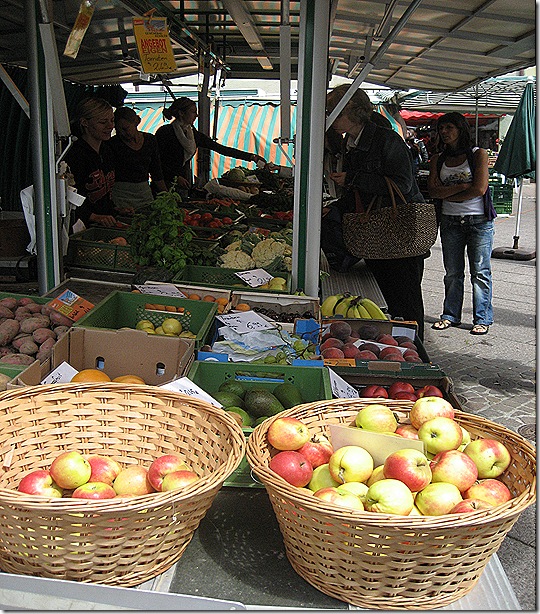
[224,240,242,252]
[251,239,288,268]
[283,256,292,271]
[220,250,256,269]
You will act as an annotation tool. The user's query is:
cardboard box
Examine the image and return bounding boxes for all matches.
[13,327,195,387]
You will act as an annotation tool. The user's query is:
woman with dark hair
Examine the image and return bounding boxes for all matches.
[155,97,266,190]
[65,96,117,228]
[321,84,428,339]
[109,106,167,209]
[428,111,496,335]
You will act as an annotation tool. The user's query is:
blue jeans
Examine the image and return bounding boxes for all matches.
[439,215,494,326]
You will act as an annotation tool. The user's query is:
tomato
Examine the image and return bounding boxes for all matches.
[191,213,201,220]
[201,212,214,222]
[222,217,233,225]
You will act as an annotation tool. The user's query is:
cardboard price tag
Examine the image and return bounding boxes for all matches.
[235,268,273,288]
[328,368,359,399]
[328,423,425,467]
[47,289,94,322]
[160,377,222,407]
[217,311,275,334]
[136,284,186,298]
[41,361,79,385]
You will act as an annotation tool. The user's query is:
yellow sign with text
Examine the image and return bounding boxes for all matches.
[133,16,176,74]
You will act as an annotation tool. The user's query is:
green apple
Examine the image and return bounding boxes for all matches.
[328,445,373,484]
[313,487,364,510]
[355,404,398,433]
[366,464,385,486]
[462,438,511,478]
[49,451,91,490]
[457,426,471,451]
[337,481,369,502]
[307,463,340,492]
[417,416,463,454]
[364,478,414,515]
[415,482,462,515]
[161,318,183,335]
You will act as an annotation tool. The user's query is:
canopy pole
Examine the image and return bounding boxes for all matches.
[279,0,291,140]
[512,178,524,249]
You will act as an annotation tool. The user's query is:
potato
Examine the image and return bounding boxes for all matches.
[12,334,32,350]
[0,320,20,346]
[26,302,44,314]
[0,346,13,357]
[40,305,54,316]
[0,298,17,310]
[32,328,56,345]
[53,325,70,338]
[0,305,14,319]
[20,315,51,334]
[0,353,35,365]
[36,337,56,362]
[14,306,32,320]
[49,311,73,327]
[17,297,37,307]
[18,339,38,355]
[0,373,11,391]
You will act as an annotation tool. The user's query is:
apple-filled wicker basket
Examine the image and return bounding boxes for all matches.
[0,382,245,587]
[246,398,536,610]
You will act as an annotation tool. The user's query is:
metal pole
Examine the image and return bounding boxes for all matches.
[474,84,479,144]
[279,0,291,140]
[512,177,524,249]
[197,55,211,187]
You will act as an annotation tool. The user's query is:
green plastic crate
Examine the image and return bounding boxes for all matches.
[490,184,514,202]
[173,265,291,293]
[74,290,217,348]
[494,202,513,215]
[186,360,333,487]
[0,292,49,305]
[66,227,137,273]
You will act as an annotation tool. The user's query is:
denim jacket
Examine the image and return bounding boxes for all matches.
[336,121,425,213]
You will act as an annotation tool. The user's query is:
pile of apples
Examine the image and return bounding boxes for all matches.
[17,452,199,500]
[359,381,444,402]
[266,397,514,516]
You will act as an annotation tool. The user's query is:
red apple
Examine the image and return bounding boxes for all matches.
[418,416,463,454]
[307,463,340,492]
[72,481,116,499]
[161,470,199,492]
[395,424,420,439]
[430,449,478,492]
[450,498,494,514]
[147,454,190,491]
[463,438,512,478]
[267,417,310,451]
[313,487,364,510]
[113,465,155,496]
[297,435,334,468]
[269,450,313,487]
[329,445,374,484]
[393,391,418,402]
[364,478,414,515]
[359,385,388,399]
[388,381,415,398]
[17,469,63,498]
[463,478,512,506]
[415,482,463,516]
[355,404,397,433]
[86,454,122,486]
[409,396,455,430]
[383,448,432,492]
[416,385,444,398]
[49,451,92,490]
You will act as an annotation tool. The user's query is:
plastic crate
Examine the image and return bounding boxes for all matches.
[490,184,514,203]
[186,360,333,487]
[0,292,49,305]
[173,265,292,293]
[66,227,136,272]
[74,290,217,348]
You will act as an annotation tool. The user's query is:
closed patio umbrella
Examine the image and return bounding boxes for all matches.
[492,81,536,260]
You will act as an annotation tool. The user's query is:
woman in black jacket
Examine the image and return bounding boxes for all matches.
[322,85,428,340]
[155,98,265,190]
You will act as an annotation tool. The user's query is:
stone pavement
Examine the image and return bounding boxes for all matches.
[422,180,536,610]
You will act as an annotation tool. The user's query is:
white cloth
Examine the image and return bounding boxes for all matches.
[172,120,197,165]
[440,148,484,216]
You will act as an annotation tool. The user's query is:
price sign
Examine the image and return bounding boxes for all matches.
[160,377,222,407]
[135,284,186,298]
[42,362,79,385]
[391,326,416,340]
[328,368,359,399]
[133,16,177,74]
[217,311,275,334]
[235,268,273,288]
[47,289,94,322]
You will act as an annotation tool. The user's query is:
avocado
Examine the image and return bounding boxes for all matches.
[244,389,285,418]
[213,391,244,409]
[218,380,246,399]
[273,383,304,409]
[226,407,253,427]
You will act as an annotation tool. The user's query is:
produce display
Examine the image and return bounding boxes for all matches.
[17,450,199,499]
[135,315,197,339]
[263,400,515,516]
[320,320,422,362]
[217,228,293,272]
[321,293,388,319]
[358,382,444,402]
[0,295,72,365]
[70,368,146,384]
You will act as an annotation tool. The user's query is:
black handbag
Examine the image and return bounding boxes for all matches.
[342,177,438,260]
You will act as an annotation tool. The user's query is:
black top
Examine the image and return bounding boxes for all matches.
[64,138,116,226]
[155,123,254,187]
[109,133,164,184]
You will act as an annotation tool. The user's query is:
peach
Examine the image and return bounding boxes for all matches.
[385,353,406,361]
[342,343,361,359]
[376,333,398,346]
[356,350,378,361]
[320,338,344,351]
[400,341,418,350]
[379,346,402,359]
[321,347,345,359]
[403,349,420,359]
[328,321,352,341]
[357,324,379,340]
[358,342,380,357]
[405,355,423,362]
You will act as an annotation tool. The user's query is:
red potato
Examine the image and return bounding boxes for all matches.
[36,337,56,361]
[0,320,20,346]
[0,305,14,319]
[26,302,44,314]
[11,334,33,350]
[0,298,18,310]
[40,305,54,316]
[14,306,32,320]
[53,325,70,338]
[48,310,73,327]
[20,316,51,334]
[0,353,35,365]
[32,327,56,345]
[18,339,39,355]
[0,346,13,357]
[17,297,37,307]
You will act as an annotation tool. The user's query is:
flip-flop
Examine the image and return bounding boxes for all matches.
[470,324,489,335]
[431,319,460,330]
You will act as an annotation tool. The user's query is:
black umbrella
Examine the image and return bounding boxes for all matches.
[492,81,536,259]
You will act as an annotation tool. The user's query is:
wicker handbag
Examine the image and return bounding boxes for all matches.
[342,176,438,259]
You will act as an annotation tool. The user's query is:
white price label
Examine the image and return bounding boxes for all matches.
[235,268,273,288]
[391,326,416,340]
[160,377,222,407]
[41,361,80,385]
[217,311,275,334]
[328,368,359,399]
[136,284,186,298]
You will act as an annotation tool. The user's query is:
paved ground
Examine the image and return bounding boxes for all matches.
[421,180,536,610]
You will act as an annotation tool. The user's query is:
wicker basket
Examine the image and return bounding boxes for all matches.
[0,383,245,587]
[246,398,536,610]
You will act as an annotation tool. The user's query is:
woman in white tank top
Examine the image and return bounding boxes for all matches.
[427,112,494,335]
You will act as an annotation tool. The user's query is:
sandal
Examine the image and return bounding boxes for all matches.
[431,319,460,330]
[470,324,489,335]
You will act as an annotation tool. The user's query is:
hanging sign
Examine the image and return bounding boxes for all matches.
[63,0,99,59]
[133,15,177,74]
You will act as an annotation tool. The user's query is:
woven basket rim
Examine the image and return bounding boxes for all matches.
[0,382,246,513]
[246,399,536,528]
